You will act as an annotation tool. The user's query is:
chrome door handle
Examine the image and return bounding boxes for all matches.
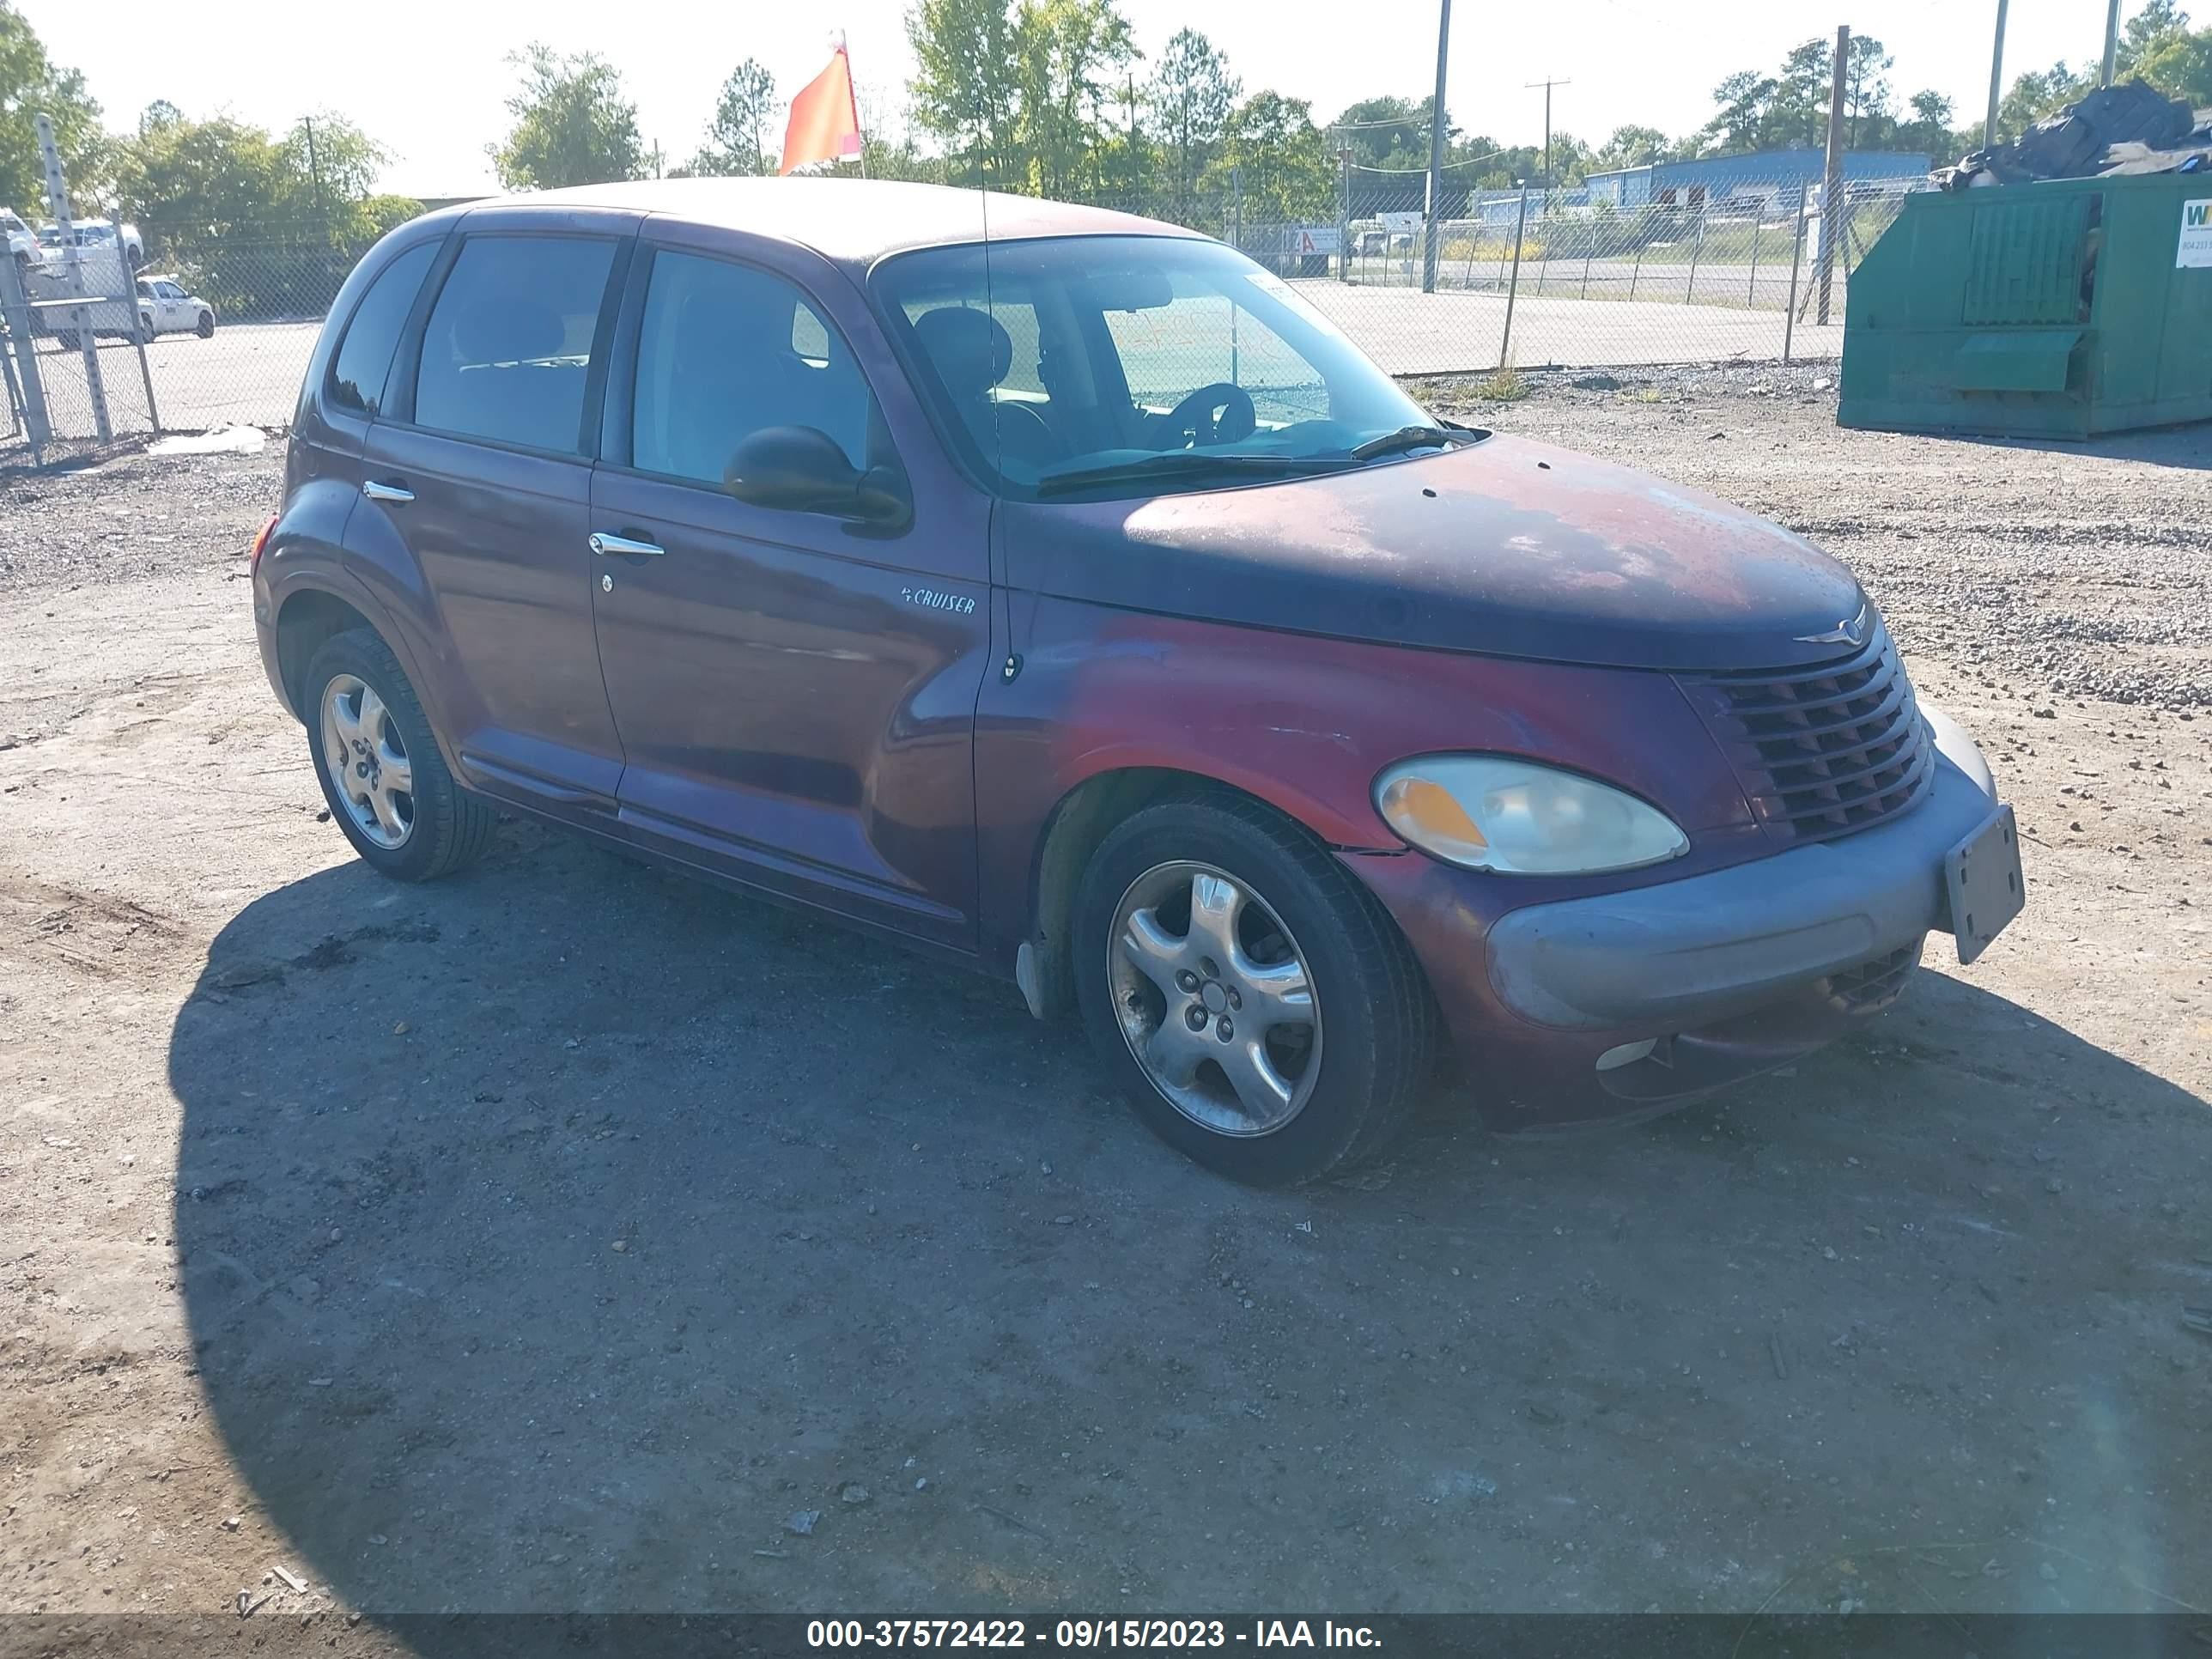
[362,479,414,504]
[588,532,665,557]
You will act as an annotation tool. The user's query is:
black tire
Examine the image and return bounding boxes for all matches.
[196,310,215,338]
[1073,792,1436,1185]
[139,313,155,340]
[302,627,495,881]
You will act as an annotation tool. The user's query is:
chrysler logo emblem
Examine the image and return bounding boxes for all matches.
[1796,605,1869,648]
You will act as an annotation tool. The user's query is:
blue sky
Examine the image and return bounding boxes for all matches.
[30,0,2165,195]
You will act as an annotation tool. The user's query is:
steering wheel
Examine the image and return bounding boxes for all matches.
[1164,381,1257,447]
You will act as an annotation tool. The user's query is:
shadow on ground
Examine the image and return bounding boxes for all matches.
[168,823,2212,1623]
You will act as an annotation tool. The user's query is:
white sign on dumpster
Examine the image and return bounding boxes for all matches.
[1291,225,1340,256]
[2179,198,2212,269]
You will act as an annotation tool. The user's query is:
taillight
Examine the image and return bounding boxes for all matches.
[248,514,276,573]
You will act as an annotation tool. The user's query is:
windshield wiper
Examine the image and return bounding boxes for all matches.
[1346,423,1470,462]
[1034,451,1351,497]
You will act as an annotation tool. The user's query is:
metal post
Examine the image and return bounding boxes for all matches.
[1535,198,1549,295]
[1422,0,1451,294]
[2100,0,2121,86]
[1984,0,2009,149]
[37,113,110,442]
[1783,191,1808,364]
[1747,216,1762,304]
[1686,204,1705,301]
[1230,164,1243,255]
[1630,234,1644,300]
[131,301,161,435]
[1337,149,1352,281]
[1815,26,1849,328]
[1499,186,1528,368]
[0,256,51,463]
[1580,234,1594,298]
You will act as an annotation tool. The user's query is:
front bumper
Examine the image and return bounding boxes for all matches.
[1345,707,2009,1130]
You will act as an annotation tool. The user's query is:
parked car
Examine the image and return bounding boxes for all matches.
[135,273,215,337]
[250,179,2022,1183]
[37,216,143,267]
[2,207,36,269]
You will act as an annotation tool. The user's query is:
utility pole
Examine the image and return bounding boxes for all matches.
[1984,0,2009,149]
[2100,0,2121,85]
[1422,0,1451,295]
[1523,79,1571,194]
[302,116,325,236]
[1816,24,1849,328]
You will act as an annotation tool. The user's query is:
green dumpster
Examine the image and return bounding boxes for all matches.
[1839,172,2212,437]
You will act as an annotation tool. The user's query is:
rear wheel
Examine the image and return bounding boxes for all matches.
[1073,793,1435,1185]
[303,628,495,881]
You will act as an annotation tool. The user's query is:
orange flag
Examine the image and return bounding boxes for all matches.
[781,40,864,174]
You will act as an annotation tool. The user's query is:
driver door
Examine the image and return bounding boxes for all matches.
[586,229,994,948]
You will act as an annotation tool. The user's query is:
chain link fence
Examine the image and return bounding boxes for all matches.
[4,167,1927,463]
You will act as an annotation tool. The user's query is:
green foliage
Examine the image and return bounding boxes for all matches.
[1012,0,1138,197]
[691,58,777,177]
[1206,90,1334,226]
[906,0,1023,184]
[1149,27,1238,211]
[490,44,645,191]
[1592,125,1676,171]
[0,1,108,214]
[2122,1,2212,107]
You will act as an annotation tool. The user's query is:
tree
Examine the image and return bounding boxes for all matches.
[1896,88,1955,158]
[1844,35,1895,146]
[1012,0,1137,198]
[283,113,389,228]
[2124,3,2212,107]
[1334,94,1429,171]
[1206,90,1333,227]
[1702,70,1776,156]
[1150,28,1238,213]
[0,1,108,214]
[907,0,1024,185]
[692,58,776,177]
[1592,125,1674,171]
[1996,60,2085,139]
[490,44,645,191]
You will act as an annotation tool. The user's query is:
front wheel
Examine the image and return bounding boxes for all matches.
[196,311,215,338]
[303,628,495,881]
[1074,793,1436,1185]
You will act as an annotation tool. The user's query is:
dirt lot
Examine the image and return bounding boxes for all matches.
[3,377,2209,1639]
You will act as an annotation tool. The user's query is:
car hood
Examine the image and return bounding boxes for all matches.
[1000,434,1869,672]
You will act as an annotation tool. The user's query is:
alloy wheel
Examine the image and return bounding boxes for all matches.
[319,673,415,849]
[1107,860,1322,1136]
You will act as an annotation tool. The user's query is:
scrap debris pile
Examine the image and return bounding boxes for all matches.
[1943,80,2210,188]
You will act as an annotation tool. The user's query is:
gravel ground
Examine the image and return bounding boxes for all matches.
[2,385,2208,1641]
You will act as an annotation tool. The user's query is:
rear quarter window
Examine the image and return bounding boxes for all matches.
[328,241,439,418]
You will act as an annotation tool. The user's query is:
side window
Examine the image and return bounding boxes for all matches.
[328,241,438,418]
[631,251,877,487]
[414,235,616,453]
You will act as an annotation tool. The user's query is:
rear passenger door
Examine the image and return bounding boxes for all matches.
[359,214,635,815]
[587,231,994,947]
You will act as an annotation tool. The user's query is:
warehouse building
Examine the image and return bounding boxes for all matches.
[1583,149,1930,212]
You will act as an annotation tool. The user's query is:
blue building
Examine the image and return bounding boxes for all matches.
[1583,149,1929,212]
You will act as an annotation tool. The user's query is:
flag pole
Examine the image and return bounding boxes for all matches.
[845,33,867,178]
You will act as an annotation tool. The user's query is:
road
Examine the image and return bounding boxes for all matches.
[32,283,1844,440]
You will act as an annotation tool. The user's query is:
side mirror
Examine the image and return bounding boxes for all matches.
[725,426,908,526]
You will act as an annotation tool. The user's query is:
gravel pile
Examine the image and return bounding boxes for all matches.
[0,446,283,599]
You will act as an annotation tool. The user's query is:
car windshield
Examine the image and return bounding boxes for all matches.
[872,234,1470,501]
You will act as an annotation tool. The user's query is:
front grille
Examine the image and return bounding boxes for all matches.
[1679,618,1935,845]
[1815,942,1921,1014]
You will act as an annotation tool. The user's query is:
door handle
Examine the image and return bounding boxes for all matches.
[362,479,414,504]
[588,531,665,557]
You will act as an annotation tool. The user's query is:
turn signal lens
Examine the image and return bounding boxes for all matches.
[248,514,276,573]
[1375,755,1689,876]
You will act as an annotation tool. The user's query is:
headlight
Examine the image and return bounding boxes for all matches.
[1375,755,1688,876]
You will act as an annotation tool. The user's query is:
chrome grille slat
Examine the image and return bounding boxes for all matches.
[1679,617,1936,846]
